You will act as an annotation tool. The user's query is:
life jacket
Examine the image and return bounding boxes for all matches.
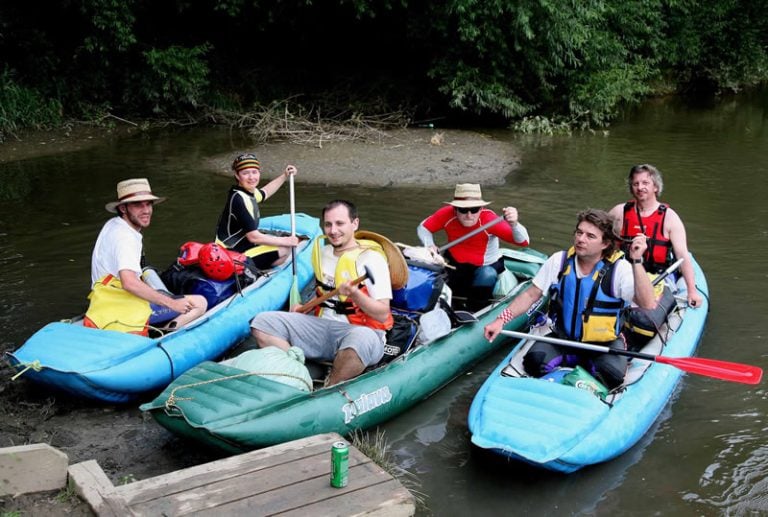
[549,248,627,343]
[84,274,152,335]
[311,238,394,331]
[215,188,274,255]
[621,201,674,274]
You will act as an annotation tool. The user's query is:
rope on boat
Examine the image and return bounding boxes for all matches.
[163,370,313,412]
[335,387,356,405]
[334,387,359,418]
[11,360,42,381]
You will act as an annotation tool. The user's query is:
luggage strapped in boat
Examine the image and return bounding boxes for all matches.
[160,241,268,310]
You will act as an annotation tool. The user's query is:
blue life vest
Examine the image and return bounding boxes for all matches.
[550,248,627,342]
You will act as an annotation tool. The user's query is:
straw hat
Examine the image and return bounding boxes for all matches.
[443,183,492,208]
[355,231,409,290]
[105,178,167,213]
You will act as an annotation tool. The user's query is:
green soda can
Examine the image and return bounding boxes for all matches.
[330,441,349,488]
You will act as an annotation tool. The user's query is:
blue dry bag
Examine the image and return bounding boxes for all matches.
[392,260,445,313]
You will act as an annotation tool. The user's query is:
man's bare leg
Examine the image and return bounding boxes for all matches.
[251,329,291,351]
[326,348,365,386]
[165,294,207,329]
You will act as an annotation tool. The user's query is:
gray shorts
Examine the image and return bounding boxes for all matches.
[251,311,386,367]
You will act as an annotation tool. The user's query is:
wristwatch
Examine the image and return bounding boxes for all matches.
[629,258,643,264]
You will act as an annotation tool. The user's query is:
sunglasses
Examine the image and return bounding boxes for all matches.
[456,206,481,214]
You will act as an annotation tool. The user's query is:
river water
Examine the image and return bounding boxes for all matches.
[1,90,767,515]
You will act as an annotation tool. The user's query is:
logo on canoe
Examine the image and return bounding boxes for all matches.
[341,386,393,424]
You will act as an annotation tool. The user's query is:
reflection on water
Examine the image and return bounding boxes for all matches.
[1,90,767,515]
[687,434,768,514]
[0,161,34,201]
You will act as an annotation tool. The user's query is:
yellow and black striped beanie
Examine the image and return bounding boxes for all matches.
[232,153,261,173]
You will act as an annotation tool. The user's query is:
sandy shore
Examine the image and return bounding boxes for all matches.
[203,128,519,186]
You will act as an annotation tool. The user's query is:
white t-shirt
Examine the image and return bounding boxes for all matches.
[91,216,143,285]
[318,244,393,323]
[533,250,635,304]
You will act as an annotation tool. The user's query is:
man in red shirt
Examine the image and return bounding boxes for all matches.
[418,183,529,311]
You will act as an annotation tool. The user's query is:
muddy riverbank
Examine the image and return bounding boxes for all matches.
[2,124,519,187]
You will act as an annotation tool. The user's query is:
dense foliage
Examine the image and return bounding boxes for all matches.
[0,0,765,138]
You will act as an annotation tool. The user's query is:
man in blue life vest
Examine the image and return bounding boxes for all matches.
[484,208,657,389]
[86,178,207,334]
[250,199,393,386]
[608,163,702,309]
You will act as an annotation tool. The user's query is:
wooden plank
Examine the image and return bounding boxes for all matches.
[172,458,399,515]
[68,460,130,517]
[118,432,344,504]
[80,432,413,516]
[281,478,415,516]
[0,444,68,496]
[127,446,376,515]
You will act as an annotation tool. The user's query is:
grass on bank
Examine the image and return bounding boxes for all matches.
[350,428,429,514]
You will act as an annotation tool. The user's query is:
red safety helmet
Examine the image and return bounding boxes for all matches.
[198,243,236,281]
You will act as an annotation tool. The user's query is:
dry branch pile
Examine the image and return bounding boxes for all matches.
[214,100,411,147]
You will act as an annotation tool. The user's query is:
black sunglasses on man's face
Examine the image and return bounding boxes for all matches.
[456,206,481,214]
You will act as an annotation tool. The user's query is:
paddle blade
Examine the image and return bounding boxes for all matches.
[657,356,763,385]
[289,278,301,307]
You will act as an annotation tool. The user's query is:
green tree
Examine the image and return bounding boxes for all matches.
[0,0,766,131]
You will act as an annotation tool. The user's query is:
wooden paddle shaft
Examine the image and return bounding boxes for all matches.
[298,265,374,314]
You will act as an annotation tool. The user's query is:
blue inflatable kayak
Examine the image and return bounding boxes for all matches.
[6,213,322,404]
[468,255,709,473]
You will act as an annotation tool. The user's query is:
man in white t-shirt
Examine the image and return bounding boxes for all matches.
[484,208,657,389]
[251,199,393,385]
[86,178,207,334]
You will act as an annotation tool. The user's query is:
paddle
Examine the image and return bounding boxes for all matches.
[288,170,300,306]
[653,257,684,287]
[438,216,505,253]
[500,330,763,385]
[297,265,374,314]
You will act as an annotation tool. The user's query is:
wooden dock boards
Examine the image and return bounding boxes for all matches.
[68,432,415,516]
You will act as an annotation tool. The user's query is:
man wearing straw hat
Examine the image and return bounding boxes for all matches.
[85,178,207,334]
[417,183,529,311]
[251,199,394,386]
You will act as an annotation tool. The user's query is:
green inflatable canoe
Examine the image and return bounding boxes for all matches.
[140,247,547,453]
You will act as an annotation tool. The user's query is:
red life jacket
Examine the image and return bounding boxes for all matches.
[621,201,673,273]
